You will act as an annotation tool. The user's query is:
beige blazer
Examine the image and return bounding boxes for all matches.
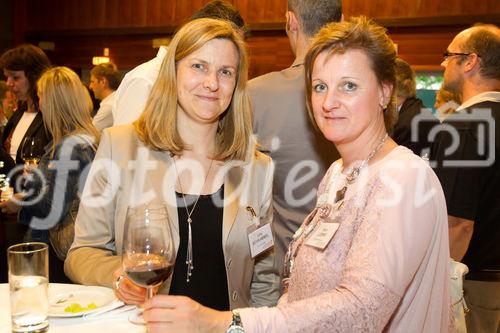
[65,125,280,308]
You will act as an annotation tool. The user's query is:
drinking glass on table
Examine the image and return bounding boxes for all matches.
[122,203,175,324]
[8,242,49,333]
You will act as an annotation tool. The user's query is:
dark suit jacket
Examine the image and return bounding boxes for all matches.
[0,105,50,177]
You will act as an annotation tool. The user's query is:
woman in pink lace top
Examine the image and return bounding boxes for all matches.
[142,16,452,333]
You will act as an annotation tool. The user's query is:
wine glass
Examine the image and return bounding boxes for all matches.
[21,137,43,167]
[122,203,175,324]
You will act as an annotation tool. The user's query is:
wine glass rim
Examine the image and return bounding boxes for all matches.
[127,203,167,215]
[8,242,48,254]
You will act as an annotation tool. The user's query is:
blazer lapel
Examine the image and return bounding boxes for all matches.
[22,112,44,139]
[152,151,180,251]
[126,143,180,252]
[15,112,46,162]
[2,108,24,142]
[222,162,245,247]
[164,156,180,251]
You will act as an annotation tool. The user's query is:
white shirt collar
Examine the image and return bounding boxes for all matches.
[157,46,168,60]
[457,91,500,110]
[100,91,116,106]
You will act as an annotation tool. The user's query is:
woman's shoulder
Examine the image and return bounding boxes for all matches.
[373,145,443,198]
[377,145,433,176]
[58,133,96,148]
[102,124,136,139]
[101,124,142,147]
[248,150,273,170]
[254,149,272,163]
[54,134,98,158]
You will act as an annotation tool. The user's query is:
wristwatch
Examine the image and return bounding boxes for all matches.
[226,309,244,332]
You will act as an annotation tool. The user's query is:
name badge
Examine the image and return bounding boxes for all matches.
[247,223,274,258]
[305,223,339,250]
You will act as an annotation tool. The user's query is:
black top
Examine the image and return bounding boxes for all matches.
[431,100,500,273]
[169,185,229,310]
[391,97,439,157]
[1,103,50,177]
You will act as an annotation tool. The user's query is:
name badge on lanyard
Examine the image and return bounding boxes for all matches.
[305,222,339,250]
[246,206,274,258]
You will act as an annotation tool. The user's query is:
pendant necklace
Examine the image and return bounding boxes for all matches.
[173,156,214,283]
[334,133,389,204]
[282,133,389,289]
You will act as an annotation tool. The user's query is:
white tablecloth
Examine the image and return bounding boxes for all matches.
[0,283,145,333]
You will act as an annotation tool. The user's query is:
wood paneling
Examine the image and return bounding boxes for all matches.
[9,0,500,78]
[344,0,500,19]
[23,0,290,31]
[247,32,293,78]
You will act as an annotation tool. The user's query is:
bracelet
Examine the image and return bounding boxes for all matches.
[115,274,125,291]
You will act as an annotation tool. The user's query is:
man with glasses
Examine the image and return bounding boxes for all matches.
[433,24,500,333]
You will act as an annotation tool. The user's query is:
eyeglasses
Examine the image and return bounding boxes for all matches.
[443,51,480,60]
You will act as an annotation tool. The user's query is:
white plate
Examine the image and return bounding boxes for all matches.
[48,285,116,317]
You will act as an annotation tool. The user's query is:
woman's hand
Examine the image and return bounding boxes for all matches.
[0,193,24,214]
[112,268,148,305]
[143,295,232,333]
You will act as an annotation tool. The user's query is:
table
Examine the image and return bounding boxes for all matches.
[0,284,145,333]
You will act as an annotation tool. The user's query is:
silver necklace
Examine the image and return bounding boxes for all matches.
[282,133,389,290]
[334,133,389,204]
[173,157,214,283]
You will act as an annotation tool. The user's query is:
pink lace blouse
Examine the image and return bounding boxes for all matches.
[240,146,452,332]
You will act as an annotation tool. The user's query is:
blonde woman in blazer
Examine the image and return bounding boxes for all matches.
[65,18,279,309]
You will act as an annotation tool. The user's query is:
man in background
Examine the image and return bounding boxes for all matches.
[433,24,500,333]
[111,0,246,126]
[249,0,342,279]
[89,62,121,132]
[391,57,438,157]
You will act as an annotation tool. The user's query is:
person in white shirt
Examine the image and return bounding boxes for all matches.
[89,62,121,132]
[111,0,247,126]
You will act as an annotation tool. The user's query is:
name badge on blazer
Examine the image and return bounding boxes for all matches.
[246,206,274,258]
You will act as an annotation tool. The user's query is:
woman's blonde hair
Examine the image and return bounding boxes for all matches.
[37,66,100,156]
[304,16,398,131]
[134,18,252,161]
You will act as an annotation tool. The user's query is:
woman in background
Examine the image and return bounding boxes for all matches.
[0,66,99,282]
[391,57,438,157]
[0,44,51,178]
[0,45,52,281]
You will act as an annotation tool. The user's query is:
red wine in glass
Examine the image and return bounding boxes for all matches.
[122,203,175,325]
[124,253,173,287]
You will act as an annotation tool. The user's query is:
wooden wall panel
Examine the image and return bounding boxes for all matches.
[389,26,465,71]
[24,0,290,31]
[235,0,288,24]
[247,33,293,78]
[10,0,500,79]
[344,0,500,19]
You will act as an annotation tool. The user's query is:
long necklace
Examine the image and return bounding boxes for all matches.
[173,156,214,283]
[282,133,389,289]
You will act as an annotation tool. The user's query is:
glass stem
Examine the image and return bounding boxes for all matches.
[147,287,154,300]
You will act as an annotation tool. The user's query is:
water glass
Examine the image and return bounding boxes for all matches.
[8,242,49,333]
